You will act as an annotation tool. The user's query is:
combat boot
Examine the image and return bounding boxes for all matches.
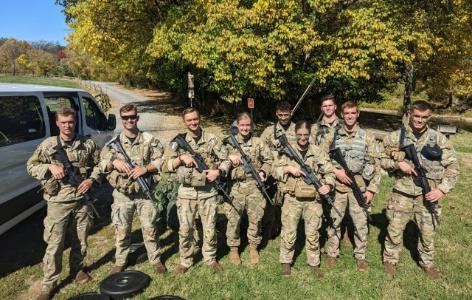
[249,244,260,265]
[356,259,369,273]
[229,247,241,265]
[310,265,324,279]
[109,265,125,275]
[281,263,291,276]
[75,269,92,284]
[325,256,337,268]
[153,262,167,274]
[174,264,188,275]
[383,262,395,278]
[37,291,51,300]
[208,260,223,273]
[422,266,442,280]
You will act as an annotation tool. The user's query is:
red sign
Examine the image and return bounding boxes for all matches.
[247,98,255,109]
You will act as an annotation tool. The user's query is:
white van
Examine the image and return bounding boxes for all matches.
[0,83,116,235]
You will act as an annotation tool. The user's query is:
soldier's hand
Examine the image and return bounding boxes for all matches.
[259,171,266,181]
[129,165,147,179]
[364,191,374,203]
[284,166,305,177]
[398,161,417,176]
[334,169,352,185]
[179,154,196,168]
[113,159,132,174]
[49,164,65,180]
[205,169,220,182]
[228,154,242,166]
[77,178,93,195]
[425,188,444,202]
[318,184,331,195]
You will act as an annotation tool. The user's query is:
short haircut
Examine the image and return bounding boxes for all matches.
[119,104,137,116]
[410,100,433,112]
[341,100,358,112]
[275,101,291,112]
[236,111,252,124]
[182,107,200,118]
[320,94,336,105]
[55,107,76,120]
[295,120,312,133]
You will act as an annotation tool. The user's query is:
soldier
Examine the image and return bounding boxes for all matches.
[162,107,231,274]
[27,107,101,300]
[224,112,273,265]
[272,120,335,277]
[311,94,342,148]
[100,104,166,275]
[324,101,381,272]
[381,101,458,279]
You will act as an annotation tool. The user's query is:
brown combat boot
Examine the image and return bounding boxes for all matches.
[325,256,337,268]
[356,259,369,273]
[37,291,51,300]
[383,262,395,278]
[153,262,167,274]
[208,260,223,273]
[249,244,260,265]
[75,270,92,284]
[229,247,241,265]
[422,266,442,280]
[281,263,291,276]
[310,265,324,279]
[174,264,188,275]
[109,265,125,275]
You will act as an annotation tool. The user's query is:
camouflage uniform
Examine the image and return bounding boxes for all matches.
[162,130,231,268]
[100,132,164,267]
[272,144,336,266]
[325,126,381,260]
[381,125,458,268]
[310,118,342,149]
[26,136,100,291]
[224,134,273,248]
[260,122,297,154]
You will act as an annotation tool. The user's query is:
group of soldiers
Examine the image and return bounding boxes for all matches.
[27,95,459,300]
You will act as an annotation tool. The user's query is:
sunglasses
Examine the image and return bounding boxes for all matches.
[121,115,138,121]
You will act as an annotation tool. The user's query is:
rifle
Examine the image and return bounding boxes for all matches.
[329,147,372,222]
[277,134,341,217]
[401,143,440,227]
[170,133,233,203]
[54,136,100,218]
[227,126,274,205]
[291,77,317,117]
[106,135,154,201]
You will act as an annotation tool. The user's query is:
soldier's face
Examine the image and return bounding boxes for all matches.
[120,110,139,130]
[410,109,431,131]
[342,107,359,127]
[321,99,336,117]
[56,114,76,136]
[276,109,291,126]
[237,116,252,137]
[296,127,310,147]
[183,111,200,132]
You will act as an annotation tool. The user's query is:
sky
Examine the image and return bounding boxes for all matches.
[0,0,69,45]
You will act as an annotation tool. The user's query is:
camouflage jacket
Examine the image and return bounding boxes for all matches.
[162,129,231,200]
[381,125,459,196]
[310,117,343,149]
[100,131,164,195]
[328,125,381,194]
[224,133,273,183]
[260,121,297,154]
[27,135,101,203]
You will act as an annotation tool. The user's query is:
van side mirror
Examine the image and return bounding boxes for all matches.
[107,114,116,131]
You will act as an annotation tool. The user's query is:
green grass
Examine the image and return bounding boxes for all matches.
[0,75,81,89]
[1,134,471,300]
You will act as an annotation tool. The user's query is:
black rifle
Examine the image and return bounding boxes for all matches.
[401,143,440,227]
[54,136,100,218]
[277,134,341,217]
[227,126,274,205]
[329,147,372,222]
[107,136,154,201]
[171,133,232,203]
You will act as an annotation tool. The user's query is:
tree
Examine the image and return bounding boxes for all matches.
[0,39,31,75]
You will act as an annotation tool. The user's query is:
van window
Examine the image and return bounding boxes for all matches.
[0,96,46,147]
[83,97,107,130]
[44,95,78,136]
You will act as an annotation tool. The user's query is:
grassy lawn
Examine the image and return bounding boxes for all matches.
[0,75,81,89]
[0,132,471,299]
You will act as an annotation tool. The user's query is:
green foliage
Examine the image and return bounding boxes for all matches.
[0,74,81,88]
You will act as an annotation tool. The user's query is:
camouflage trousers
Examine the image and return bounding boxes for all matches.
[326,191,368,260]
[280,195,323,267]
[383,191,440,268]
[224,181,266,247]
[41,200,93,291]
[177,195,218,268]
[111,190,161,267]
